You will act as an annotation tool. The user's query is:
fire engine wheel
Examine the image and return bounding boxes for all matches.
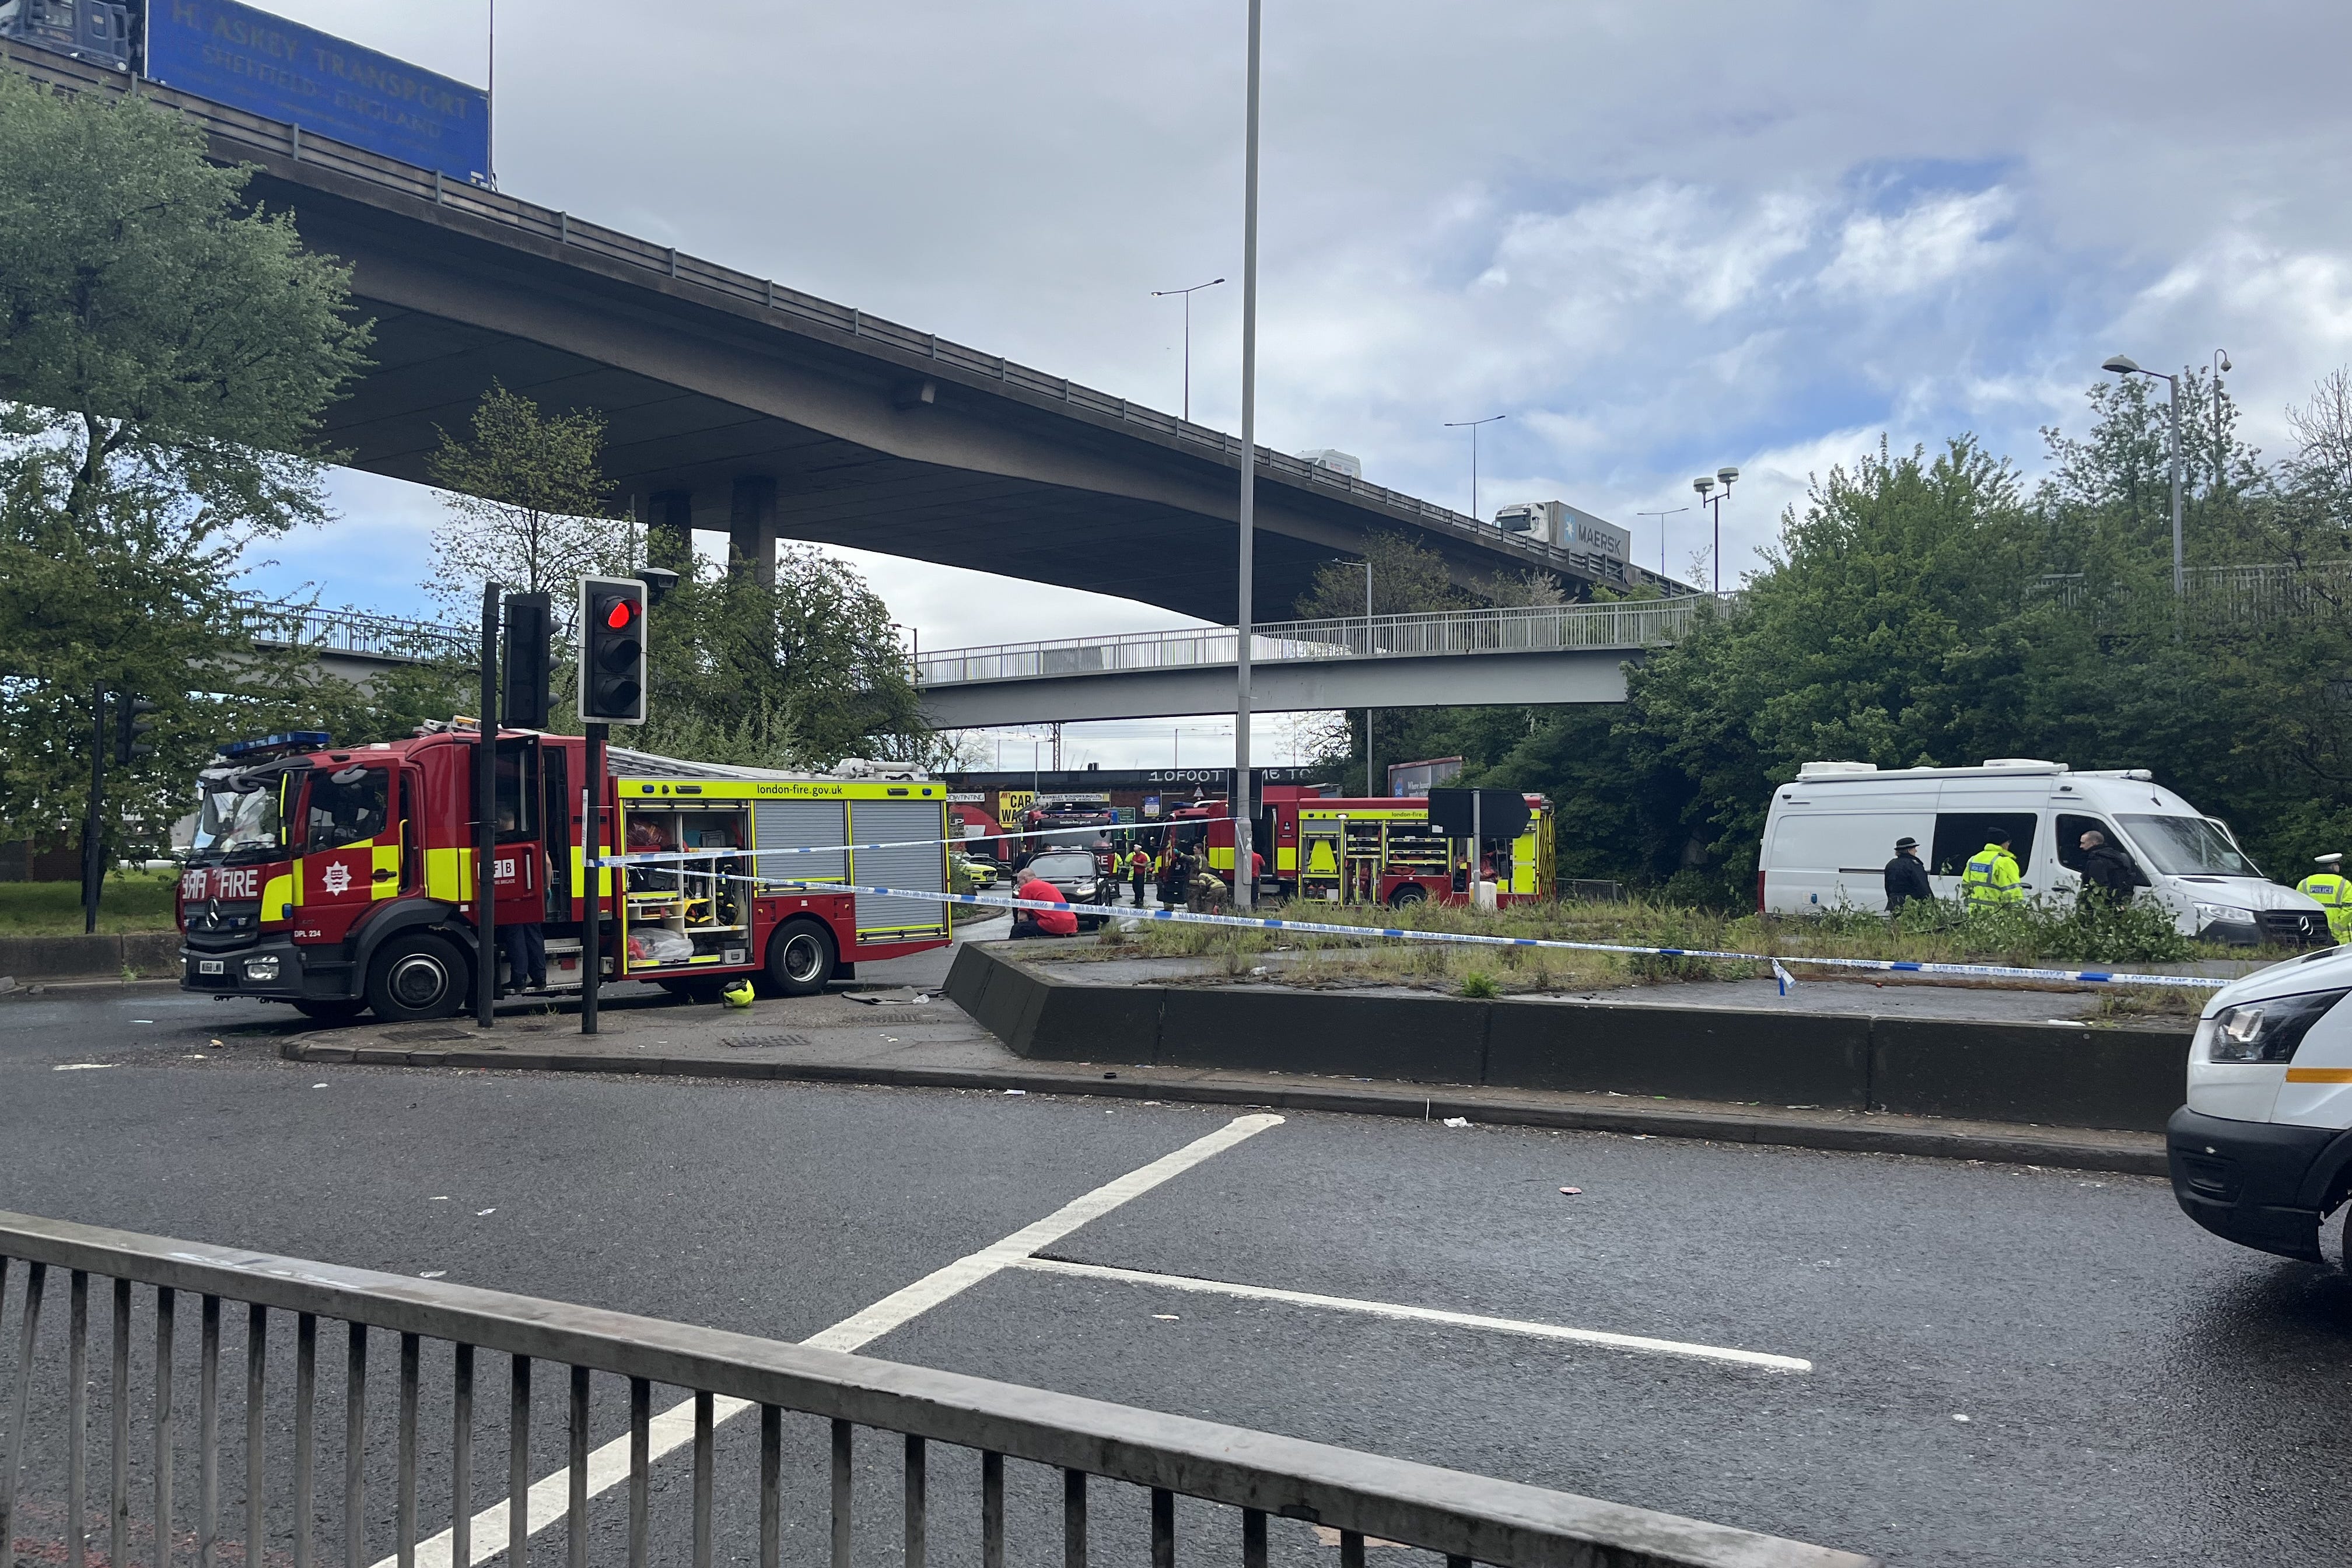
[766,920,836,998]
[1388,885,1428,908]
[291,999,367,1027]
[365,934,468,1022]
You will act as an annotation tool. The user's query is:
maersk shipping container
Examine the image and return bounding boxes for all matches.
[1493,499,1631,560]
[141,0,489,184]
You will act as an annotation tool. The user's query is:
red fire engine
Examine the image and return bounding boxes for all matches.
[1184,785,1555,908]
[173,727,954,1023]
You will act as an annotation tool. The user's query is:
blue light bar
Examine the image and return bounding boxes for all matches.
[221,730,332,758]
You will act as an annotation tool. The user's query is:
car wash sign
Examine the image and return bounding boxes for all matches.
[144,0,491,184]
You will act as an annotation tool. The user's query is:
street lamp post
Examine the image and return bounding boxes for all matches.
[1636,507,1689,582]
[1232,0,1262,911]
[2102,354,2185,596]
[1152,278,1226,422]
[2211,348,2232,498]
[1690,467,1738,594]
[1335,556,1374,795]
[1444,414,1506,521]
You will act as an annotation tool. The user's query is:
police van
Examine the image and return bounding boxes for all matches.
[2171,951,2352,1265]
[1758,759,2328,944]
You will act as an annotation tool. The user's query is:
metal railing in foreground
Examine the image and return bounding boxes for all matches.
[0,1212,1873,1568]
[917,597,1720,687]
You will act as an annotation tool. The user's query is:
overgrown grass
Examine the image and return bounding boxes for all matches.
[0,873,179,936]
[1062,890,2250,998]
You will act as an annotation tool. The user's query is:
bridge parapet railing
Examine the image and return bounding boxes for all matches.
[917,596,1715,685]
[0,1212,1864,1568]
[229,598,474,663]
[1,41,1703,598]
[2035,561,2352,619]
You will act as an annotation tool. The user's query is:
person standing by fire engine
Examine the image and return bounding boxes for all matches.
[1127,844,1152,905]
[495,805,547,996]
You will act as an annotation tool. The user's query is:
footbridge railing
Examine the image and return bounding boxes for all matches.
[0,1212,1870,1568]
[917,596,1718,687]
[230,598,474,664]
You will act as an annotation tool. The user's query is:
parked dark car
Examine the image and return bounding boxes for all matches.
[1021,849,1116,924]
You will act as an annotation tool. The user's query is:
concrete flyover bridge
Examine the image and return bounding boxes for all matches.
[2,42,1694,624]
[918,594,1713,727]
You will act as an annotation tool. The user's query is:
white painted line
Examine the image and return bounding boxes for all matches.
[386,1112,1285,1568]
[1012,1257,1812,1373]
[802,1111,1284,1352]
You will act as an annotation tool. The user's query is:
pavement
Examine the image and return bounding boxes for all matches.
[2,970,2348,1568]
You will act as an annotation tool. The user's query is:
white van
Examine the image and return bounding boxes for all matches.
[2172,950,2352,1263]
[1758,759,2328,945]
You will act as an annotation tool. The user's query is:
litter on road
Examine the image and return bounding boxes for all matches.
[1441,1116,1472,1128]
[51,1063,111,1072]
[1560,1186,1583,1195]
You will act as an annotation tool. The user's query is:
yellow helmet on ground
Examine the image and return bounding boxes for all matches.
[720,979,756,1009]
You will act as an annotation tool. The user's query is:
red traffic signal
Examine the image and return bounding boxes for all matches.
[577,577,648,725]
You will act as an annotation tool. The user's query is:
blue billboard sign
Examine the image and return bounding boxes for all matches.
[143,0,489,184]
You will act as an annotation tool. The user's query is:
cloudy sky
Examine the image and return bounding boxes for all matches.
[239,0,2352,767]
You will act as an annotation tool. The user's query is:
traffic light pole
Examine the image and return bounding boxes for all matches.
[82,685,106,935]
[581,722,607,1035]
[475,585,501,1030]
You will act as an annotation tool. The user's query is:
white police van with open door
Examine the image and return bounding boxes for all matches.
[1758,759,2328,944]
[2172,951,2352,1266]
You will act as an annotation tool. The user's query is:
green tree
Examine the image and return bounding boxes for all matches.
[636,545,926,768]
[1292,528,1466,620]
[424,383,623,610]
[1605,436,2038,893]
[0,65,370,866]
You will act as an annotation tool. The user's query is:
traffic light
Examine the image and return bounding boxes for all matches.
[113,695,158,766]
[577,576,648,724]
[501,592,553,730]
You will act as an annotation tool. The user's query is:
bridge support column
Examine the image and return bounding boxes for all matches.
[646,490,693,573]
[730,476,778,587]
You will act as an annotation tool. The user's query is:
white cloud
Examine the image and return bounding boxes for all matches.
[1818,188,2013,298]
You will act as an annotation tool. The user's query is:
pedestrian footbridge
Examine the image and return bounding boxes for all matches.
[916,595,1713,727]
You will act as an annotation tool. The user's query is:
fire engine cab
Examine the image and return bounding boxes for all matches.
[172,727,953,1022]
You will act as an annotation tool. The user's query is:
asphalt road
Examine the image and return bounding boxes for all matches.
[1,983,2347,1568]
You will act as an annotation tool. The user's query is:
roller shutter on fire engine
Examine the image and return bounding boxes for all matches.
[754,801,848,891]
[848,800,950,939]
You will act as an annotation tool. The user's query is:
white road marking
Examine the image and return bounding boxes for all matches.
[1013,1257,1812,1373]
[386,1112,1284,1568]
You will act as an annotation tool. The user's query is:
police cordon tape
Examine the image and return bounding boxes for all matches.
[615,863,2231,992]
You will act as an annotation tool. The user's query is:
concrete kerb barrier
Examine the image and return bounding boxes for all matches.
[274,1034,2168,1175]
[951,944,2189,1135]
[0,931,181,982]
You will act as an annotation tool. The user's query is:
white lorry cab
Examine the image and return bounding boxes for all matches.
[2171,950,2352,1264]
[1758,759,2329,946]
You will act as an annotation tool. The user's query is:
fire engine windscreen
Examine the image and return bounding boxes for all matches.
[178,769,286,858]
